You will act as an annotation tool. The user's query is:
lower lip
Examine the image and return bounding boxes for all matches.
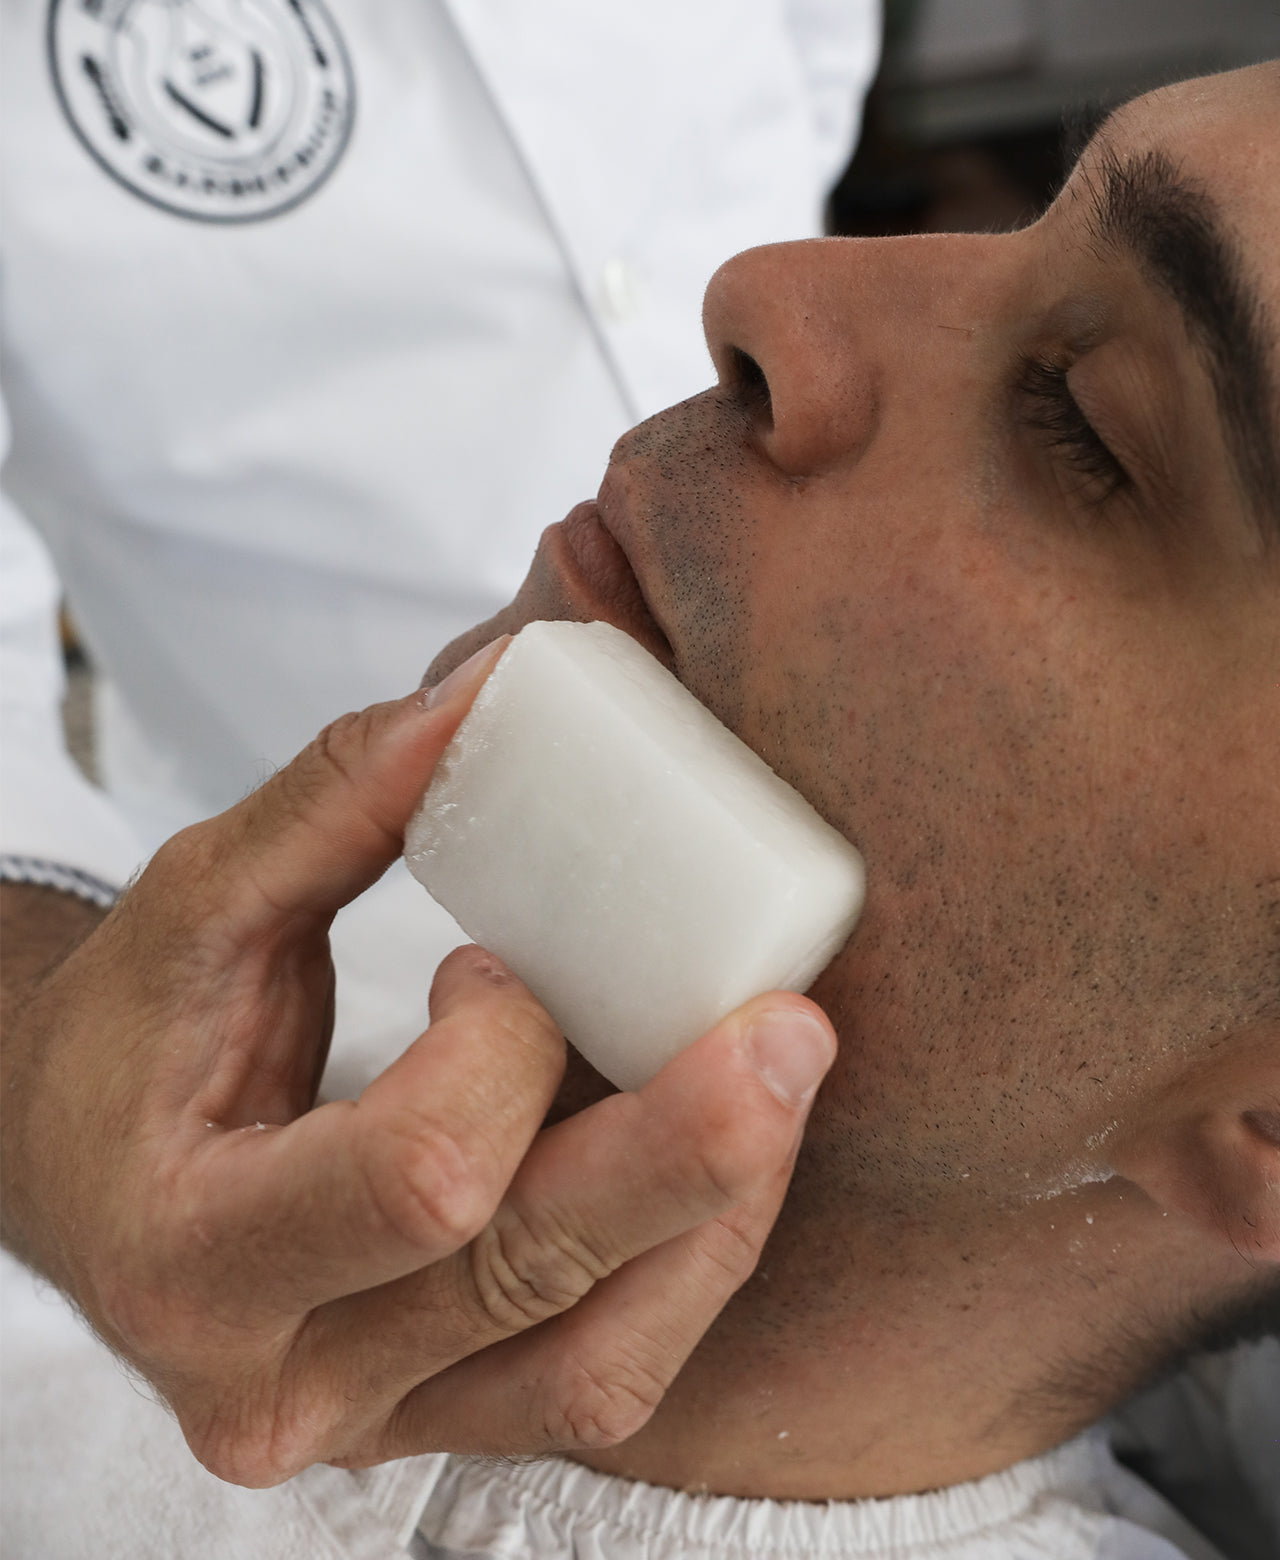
[546,501,673,664]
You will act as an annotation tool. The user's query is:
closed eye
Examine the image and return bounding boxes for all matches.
[1019,355,1130,507]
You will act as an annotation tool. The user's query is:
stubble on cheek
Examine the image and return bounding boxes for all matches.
[609,394,770,742]
[617,396,1275,1224]
[809,644,1280,1227]
[614,393,883,838]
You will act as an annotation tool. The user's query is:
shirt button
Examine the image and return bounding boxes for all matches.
[598,257,640,323]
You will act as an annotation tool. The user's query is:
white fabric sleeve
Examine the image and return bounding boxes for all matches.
[0,401,144,892]
[784,0,883,192]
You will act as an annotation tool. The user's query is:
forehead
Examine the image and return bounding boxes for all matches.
[1089,65,1280,287]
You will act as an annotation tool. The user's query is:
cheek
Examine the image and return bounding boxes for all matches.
[738,510,1075,846]
[666,441,1272,1193]
[741,532,1112,1120]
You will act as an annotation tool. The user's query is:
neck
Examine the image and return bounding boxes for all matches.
[574,1172,1228,1500]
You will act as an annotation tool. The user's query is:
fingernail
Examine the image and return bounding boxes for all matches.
[421,637,510,711]
[744,1008,836,1108]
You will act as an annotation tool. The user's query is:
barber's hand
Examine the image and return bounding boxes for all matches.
[1,640,836,1487]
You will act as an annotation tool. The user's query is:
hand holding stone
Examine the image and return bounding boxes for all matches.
[0,642,836,1485]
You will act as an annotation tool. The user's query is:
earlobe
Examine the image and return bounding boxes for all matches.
[1109,1024,1280,1263]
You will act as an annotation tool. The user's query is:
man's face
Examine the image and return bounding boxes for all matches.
[435,65,1280,1213]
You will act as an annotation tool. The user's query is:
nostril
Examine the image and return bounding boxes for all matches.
[730,347,773,425]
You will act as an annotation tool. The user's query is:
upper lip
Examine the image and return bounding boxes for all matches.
[593,470,675,664]
[595,471,646,602]
[594,465,627,548]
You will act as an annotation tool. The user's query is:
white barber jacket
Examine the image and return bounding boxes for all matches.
[2,0,879,1078]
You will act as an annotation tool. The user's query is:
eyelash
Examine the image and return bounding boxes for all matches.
[1018,355,1130,506]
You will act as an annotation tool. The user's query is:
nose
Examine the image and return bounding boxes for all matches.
[701,235,989,478]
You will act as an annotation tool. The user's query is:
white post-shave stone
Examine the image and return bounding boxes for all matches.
[405,621,865,1090]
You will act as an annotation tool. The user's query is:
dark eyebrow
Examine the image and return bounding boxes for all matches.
[1075,139,1280,542]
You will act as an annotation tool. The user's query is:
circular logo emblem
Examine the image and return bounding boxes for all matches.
[48,0,355,224]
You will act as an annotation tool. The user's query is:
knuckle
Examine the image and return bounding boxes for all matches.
[242,727,344,855]
[468,1207,612,1334]
[138,826,219,920]
[365,1120,493,1254]
[291,709,378,819]
[308,710,365,789]
[191,1420,311,1489]
[145,823,205,882]
[190,1429,278,1489]
[680,1102,771,1211]
[184,1382,335,1489]
[260,704,405,860]
[92,1267,342,1489]
[135,818,262,951]
[690,1211,765,1293]
[542,1354,667,1450]
[240,710,364,851]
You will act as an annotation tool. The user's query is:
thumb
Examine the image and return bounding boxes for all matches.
[206,637,510,923]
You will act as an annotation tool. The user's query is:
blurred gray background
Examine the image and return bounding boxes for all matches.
[830,0,1280,236]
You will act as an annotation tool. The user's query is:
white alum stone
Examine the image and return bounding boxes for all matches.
[405,621,865,1091]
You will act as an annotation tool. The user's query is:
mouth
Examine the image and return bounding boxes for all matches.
[421,494,675,694]
[546,500,675,669]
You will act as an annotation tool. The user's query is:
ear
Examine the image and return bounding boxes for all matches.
[1109,1022,1280,1262]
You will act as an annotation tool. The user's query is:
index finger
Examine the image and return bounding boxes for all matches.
[180,945,566,1317]
[303,993,836,1464]
[197,637,510,929]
